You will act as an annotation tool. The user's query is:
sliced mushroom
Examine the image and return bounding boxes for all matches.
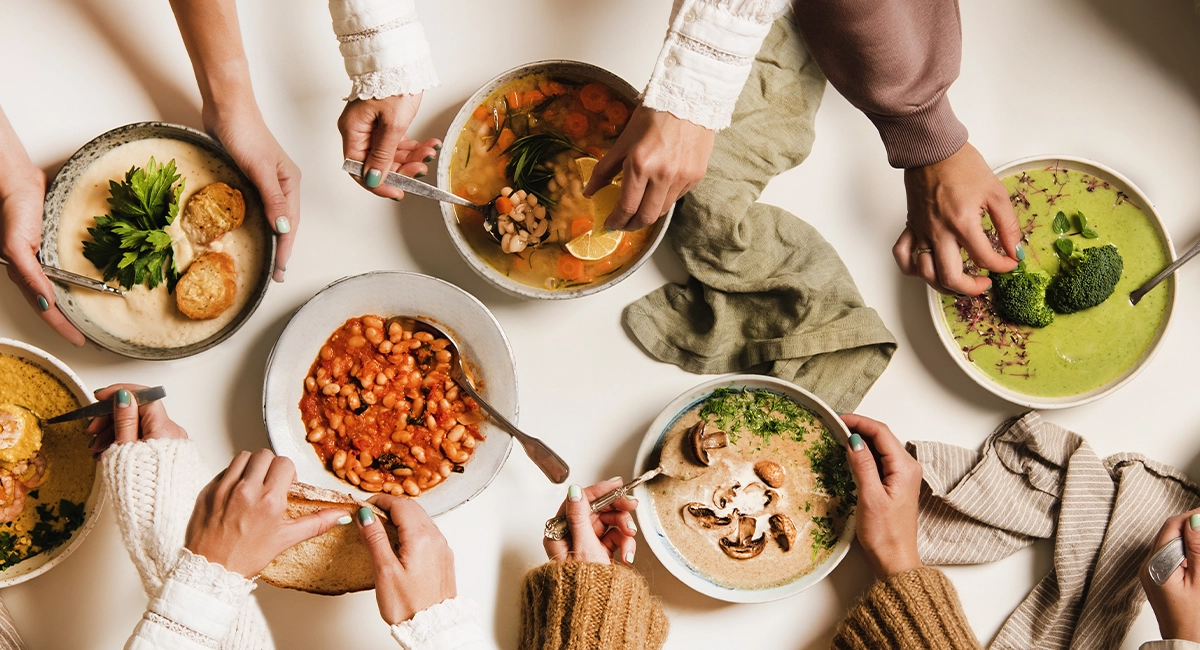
[719,512,766,560]
[754,460,785,488]
[769,514,797,552]
[713,482,740,509]
[764,489,780,509]
[687,421,729,466]
[682,503,733,530]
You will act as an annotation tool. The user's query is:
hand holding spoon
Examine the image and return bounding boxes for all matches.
[2,386,167,428]
[384,316,569,484]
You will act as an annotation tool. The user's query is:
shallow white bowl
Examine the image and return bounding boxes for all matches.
[438,60,672,300]
[926,155,1176,410]
[632,375,856,603]
[262,271,516,517]
[0,338,105,588]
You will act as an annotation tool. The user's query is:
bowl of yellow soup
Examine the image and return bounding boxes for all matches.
[0,339,104,587]
[928,155,1176,409]
[439,61,671,299]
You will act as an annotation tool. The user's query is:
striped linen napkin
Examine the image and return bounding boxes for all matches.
[910,411,1200,649]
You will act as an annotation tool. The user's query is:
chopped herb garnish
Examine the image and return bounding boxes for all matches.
[807,428,857,519]
[698,388,816,445]
[30,499,85,553]
[811,515,836,556]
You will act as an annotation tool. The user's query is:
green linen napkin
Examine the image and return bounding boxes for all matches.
[623,15,897,412]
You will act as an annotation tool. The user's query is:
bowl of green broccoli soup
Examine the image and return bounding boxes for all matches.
[928,156,1176,409]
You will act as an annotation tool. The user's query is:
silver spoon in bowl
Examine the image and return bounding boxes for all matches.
[384,316,570,484]
[1,386,167,429]
[1130,237,1200,305]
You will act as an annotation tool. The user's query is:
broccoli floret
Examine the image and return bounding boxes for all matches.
[993,270,1055,328]
[1046,244,1124,314]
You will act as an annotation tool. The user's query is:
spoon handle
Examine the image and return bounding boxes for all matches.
[341,159,484,211]
[451,369,570,484]
[1131,237,1200,304]
[45,386,167,425]
[0,257,123,296]
[542,466,662,540]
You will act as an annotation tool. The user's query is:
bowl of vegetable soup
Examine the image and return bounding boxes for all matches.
[439,61,671,299]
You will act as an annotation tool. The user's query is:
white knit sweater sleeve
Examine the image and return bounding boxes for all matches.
[329,0,439,100]
[102,440,273,650]
[389,598,494,650]
[641,0,790,130]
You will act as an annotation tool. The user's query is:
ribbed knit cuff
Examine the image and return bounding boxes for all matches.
[867,93,968,169]
[519,562,669,650]
[832,567,981,650]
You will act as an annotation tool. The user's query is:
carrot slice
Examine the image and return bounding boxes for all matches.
[496,128,516,151]
[604,101,630,126]
[585,145,605,159]
[472,104,490,122]
[580,83,610,112]
[494,195,513,214]
[564,113,589,139]
[599,121,619,137]
[506,91,522,110]
[557,254,584,280]
[544,80,567,96]
[570,217,593,238]
[524,90,545,106]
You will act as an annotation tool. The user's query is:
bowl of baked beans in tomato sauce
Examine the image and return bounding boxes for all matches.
[263,271,517,516]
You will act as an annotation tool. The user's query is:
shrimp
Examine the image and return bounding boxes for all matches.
[13,452,47,489]
[0,472,27,524]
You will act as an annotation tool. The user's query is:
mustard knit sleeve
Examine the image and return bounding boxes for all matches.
[519,562,668,650]
[832,567,981,650]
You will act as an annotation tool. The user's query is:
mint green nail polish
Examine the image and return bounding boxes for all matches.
[849,433,864,451]
[433,144,442,151]
[357,507,375,525]
[608,476,622,482]
[89,436,97,448]
[423,156,434,163]
[365,169,382,188]
[274,216,291,234]
[36,295,49,311]
[624,551,635,564]
[337,515,353,526]
[415,172,426,179]
[1016,244,1026,261]
[116,389,131,408]
[628,520,637,533]
[1191,514,1200,530]
[568,485,582,502]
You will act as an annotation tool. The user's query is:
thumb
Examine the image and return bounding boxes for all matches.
[1183,511,1200,583]
[584,148,623,198]
[111,389,139,444]
[280,507,352,549]
[564,484,596,545]
[356,506,401,573]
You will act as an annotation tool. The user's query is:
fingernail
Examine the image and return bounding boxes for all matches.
[93,388,102,396]
[357,506,375,525]
[415,172,426,179]
[1191,514,1200,530]
[116,389,131,409]
[624,551,635,564]
[433,144,442,151]
[849,433,864,451]
[423,156,434,163]
[608,476,622,482]
[365,169,382,188]
[1016,244,1026,261]
[568,485,582,502]
[628,520,637,533]
[337,515,353,526]
[88,435,96,448]
[36,295,49,312]
[274,216,291,234]
[985,280,993,291]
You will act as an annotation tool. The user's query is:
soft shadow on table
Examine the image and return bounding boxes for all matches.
[221,307,295,453]
[66,0,203,128]
[1082,0,1200,103]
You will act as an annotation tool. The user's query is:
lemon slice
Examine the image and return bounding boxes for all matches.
[566,229,624,260]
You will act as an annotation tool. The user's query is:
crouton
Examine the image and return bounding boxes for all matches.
[175,251,238,320]
[181,182,245,245]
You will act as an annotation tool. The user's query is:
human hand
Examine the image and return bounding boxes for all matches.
[87,385,187,456]
[840,414,923,579]
[1139,510,1200,642]
[585,106,714,231]
[543,480,638,565]
[184,449,347,578]
[339,95,441,200]
[894,142,1021,295]
[202,105,301,283]
[357,494,456,625]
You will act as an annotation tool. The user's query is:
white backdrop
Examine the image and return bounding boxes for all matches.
[1,1,1198,648]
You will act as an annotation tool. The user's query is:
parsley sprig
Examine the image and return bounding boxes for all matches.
[82,157,184,292]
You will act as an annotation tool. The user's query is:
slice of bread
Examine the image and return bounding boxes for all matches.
[182,182,246,245]
[259,482,397,595]
[175,251,238,320]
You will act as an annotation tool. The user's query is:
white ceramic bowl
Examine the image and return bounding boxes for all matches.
[438,60,672,300]
[632,375,856,603]
[0,339,105,588]
[927,155,1176,409]
[262,271,516,517]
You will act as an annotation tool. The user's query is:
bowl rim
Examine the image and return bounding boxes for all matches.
[925,154,1177,410]
[42,120,276,361]
[261,270,516,517]
[632,374,856,603]
[0,338,106,588]
[436,59,672,300]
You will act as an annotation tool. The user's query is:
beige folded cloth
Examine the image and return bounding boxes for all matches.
[622,15,897,413]
[910,411,1200,650]
[0,597,26,650]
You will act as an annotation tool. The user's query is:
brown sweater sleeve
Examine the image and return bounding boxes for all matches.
[519,562,669,650]
[793,0,968,169]
[831,567,982,650]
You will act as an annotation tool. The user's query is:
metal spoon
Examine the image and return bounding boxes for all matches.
[0,257,124,296]
[384,316,570,484]
[341,159,507,243]
[1131,237,1200,305]
[2,386,167,428]
[543,467,661,540]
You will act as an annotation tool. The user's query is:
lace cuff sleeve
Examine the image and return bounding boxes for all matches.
[330,0,439,100]
[390,598,492,650]
[126,549,256,650]
[641,0,790,130]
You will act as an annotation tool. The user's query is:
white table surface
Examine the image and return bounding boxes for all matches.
[1,1,1199,648]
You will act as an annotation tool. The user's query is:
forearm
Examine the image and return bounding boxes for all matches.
[329,0,438,100]
[794,0,968,168]
[168,0,259,120]
[0,108,39,198]
[642,0,790,130]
